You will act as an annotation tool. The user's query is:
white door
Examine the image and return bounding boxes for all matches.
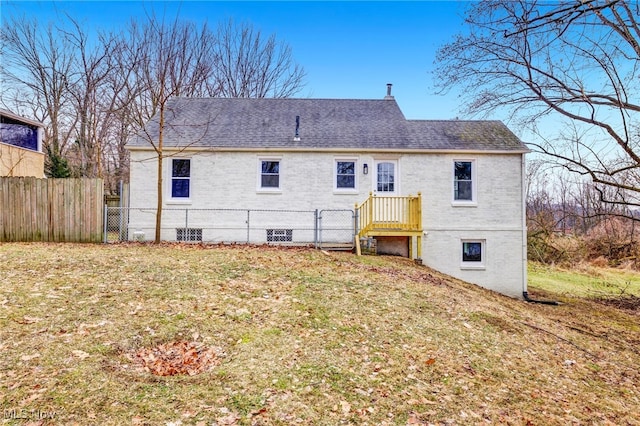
[374,160,398,195]
[373,160,399,223]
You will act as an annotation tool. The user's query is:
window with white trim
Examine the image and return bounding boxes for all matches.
[453,160,475,203]
[259,159,280,190]
[335,159,356,191]
[171,159,191,199]
[461,240,485,268]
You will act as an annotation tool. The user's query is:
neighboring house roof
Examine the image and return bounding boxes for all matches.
[0,109,43,129]
[0,109,43,153]
[126,97,529,152]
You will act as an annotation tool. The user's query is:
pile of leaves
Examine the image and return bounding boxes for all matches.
[133,340,222,376]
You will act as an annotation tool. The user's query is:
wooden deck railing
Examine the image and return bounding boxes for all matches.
[355,192,422,236]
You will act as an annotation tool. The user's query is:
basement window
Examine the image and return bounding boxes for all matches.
[267,229,293,242]
[461,240,485,269]
[176,228,202,242]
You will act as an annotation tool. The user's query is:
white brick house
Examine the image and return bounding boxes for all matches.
[126,88,529,298]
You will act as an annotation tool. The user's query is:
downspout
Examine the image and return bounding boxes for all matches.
[521,153,559,305]
[521,153,528,299]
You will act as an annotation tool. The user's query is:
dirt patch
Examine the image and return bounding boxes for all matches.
[131,340,223,376]
[481,313,523,333]
[595,295,640,313]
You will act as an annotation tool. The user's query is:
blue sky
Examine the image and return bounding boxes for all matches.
[1,1,470,120]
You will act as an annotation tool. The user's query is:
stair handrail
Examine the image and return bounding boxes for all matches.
[355,192,422,237]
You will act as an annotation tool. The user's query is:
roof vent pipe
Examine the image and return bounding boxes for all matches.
[384,83,394,100]
[294,115,300,141]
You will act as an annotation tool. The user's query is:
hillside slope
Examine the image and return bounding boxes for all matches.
[1,243,638,425]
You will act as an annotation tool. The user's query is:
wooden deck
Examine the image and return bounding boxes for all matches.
[355,193,422,259]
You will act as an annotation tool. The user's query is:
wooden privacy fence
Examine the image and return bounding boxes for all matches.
[0,177,104,242]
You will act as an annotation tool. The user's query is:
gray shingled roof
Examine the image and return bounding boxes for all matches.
[126,97,528,152]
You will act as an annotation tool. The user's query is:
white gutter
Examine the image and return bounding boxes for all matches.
[126,146,531,155]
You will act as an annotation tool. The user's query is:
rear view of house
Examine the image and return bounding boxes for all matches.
[0,109,45,178]
[125,86,529,298]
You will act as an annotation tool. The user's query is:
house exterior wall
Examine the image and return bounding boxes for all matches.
[0,142,45,178]
[407,153,526,299]
[129,150,381,211]
[128,149,526,298]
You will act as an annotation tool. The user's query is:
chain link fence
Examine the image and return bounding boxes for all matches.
[318,209,356,249]
[104,206,355,249]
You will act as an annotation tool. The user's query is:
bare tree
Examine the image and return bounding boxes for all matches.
[122,12,216,242]
[435,0,640,216]
[1,16,76,177]
[61,18,121,180]
[1,14,130,183]
[2,10,308,241]
[210,19,306,98]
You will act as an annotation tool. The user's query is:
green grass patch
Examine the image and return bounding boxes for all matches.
[529,261,640,297]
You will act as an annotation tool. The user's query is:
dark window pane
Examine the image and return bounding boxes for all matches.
[261,160,280,188]
[261,175,279,188]
[377,182,395,192]
[337,161,354,175]
[463,242,482,262]
[336,161,355,188]
[172,159,190,177]
[455,181,472,200]
[337,175,355,188]
[455,162,471,180]
[172,179,190,198]
[0,123,38,151]
[262,161,279,174]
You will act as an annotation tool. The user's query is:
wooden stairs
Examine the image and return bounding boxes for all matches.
[354,192,422,259]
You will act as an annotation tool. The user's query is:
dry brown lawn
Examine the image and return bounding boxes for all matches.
[1,243,639,425]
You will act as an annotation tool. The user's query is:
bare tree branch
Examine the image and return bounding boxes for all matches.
[211,19,306,98]
[1,16,76,176]
[435,0,640,218]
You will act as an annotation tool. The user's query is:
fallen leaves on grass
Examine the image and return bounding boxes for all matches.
[20,353,41,361]
[133,340,222,376]
[72,350,90,360]
[3,244,640,425]
[215,412,240,425]
[14,315,41,324]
